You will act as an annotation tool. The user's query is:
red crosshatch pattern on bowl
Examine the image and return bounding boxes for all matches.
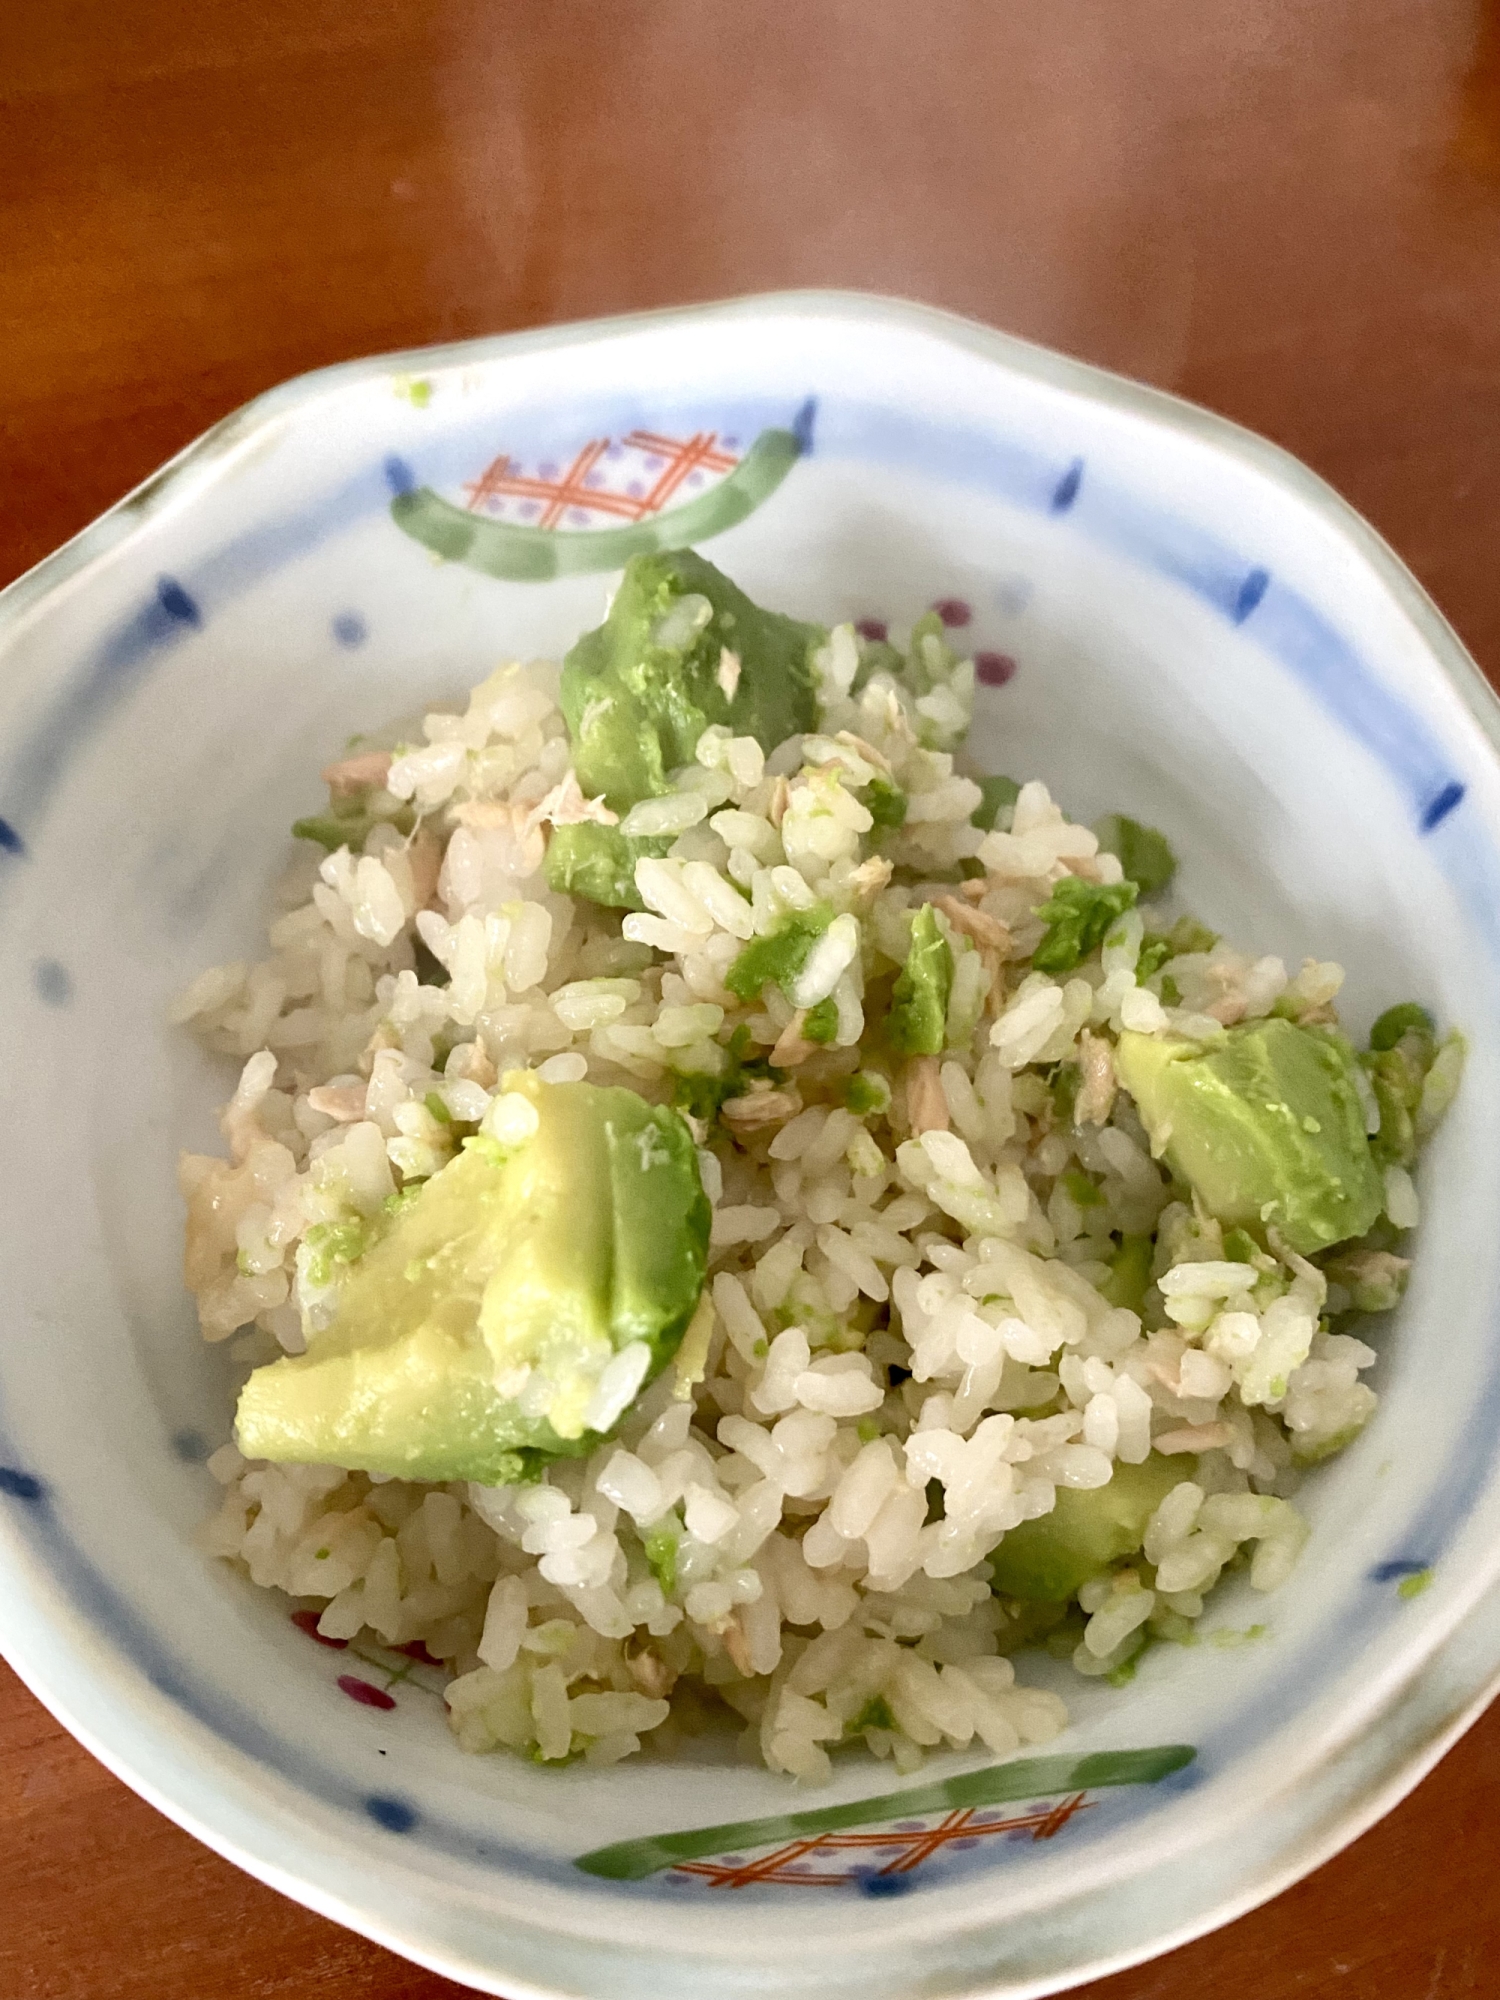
[461,430,740,528]
[672,1791,1094,1889]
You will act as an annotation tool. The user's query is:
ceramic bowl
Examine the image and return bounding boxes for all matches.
[3,293,1500,2000]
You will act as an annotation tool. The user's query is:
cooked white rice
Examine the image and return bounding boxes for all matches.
[180,604,1434,1783]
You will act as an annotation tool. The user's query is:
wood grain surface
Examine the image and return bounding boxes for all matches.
[4,3,1500,1994]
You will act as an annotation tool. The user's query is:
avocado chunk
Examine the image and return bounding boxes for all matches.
[543,823,673,911]
[1032,877,1139,973]
[235,1073,709,1483]
[1115,1018,1383,1255]
[557,549,824,816]
[1361,1005,1440,1170]
[724,903,834,1004]
[989,1453,1189,1601]
[887,903,953,1055]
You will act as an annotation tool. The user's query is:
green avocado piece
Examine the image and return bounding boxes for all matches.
[235,1072,709,1482]
[971,774,1021,832]
[543,823,673,910]
[1360,1007,1440,1169]
[292,789,414,854]
[1032,878,1139,974]
[1093,815,1177,897]
[1115,1018,1384,1256]
[1368,1002,1436,1053]
[1138,916,1220,982]
[990,1453,1190,1601]
[887,904,953,1055]
[560,549,824,815]
[1100,1233,1154,1312]
[864,776,908,829]
[724,903,833,1003]
[803,995,840,1043]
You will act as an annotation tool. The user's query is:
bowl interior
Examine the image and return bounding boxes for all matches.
[3,296,1500,1999]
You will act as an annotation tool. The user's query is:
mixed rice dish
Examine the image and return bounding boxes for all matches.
[177,551,1463,1782]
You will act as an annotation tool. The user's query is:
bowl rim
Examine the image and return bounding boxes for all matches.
[4,286,1500,2000]
[7,286,1500,754]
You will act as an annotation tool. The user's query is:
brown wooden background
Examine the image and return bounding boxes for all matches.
[5,2,1500,1994]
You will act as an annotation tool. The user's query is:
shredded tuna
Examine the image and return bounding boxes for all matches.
[846,855,895,907]
[721,1087,802,1132]
[905,1055,950,1134]
[722,1615,754,1677]
[935,893,1011,953]
[406,826,443,912]
[627,1647,675,1698]
[306,1082,368,1124]
[445,1041,497,1089]
[833,729,894,774]
[1155,1422,1236,1454]
[528,770,618,830]
[449,800,515,830]
[770,1014,819,1068]
[320,750,393,796]
[359,1021,402,1076]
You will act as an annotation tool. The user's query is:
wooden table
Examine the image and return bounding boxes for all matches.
[5,2,1500,1993]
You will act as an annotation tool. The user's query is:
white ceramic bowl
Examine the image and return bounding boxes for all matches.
[3,293,1500,2000]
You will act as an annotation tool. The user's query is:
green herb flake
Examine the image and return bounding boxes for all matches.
[673,1033,783,1123]
[1397,1567,1434,1600]
[672,1071,736,1123]
[1032,878,1139,974]
[424,1091,453,1125]
[1136,937,1172,981]
[1061,1168,1104,1209]
[1169,916,1219,956]
[644,1518,681,1597]
[1140,915,1221,981]
[803,996,840,1043]
[971,774,1022,832]
[1050,1061,1080,1124]
[845,1070,893,1116]
[865,777,908,829]
[1370,1002,1436,1053]
[1094,815,1178,897]
[887,904,954,1056]
[292,784,414,855]
[1208,1623,1268,1648]
[1101,1234,1154,1313]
